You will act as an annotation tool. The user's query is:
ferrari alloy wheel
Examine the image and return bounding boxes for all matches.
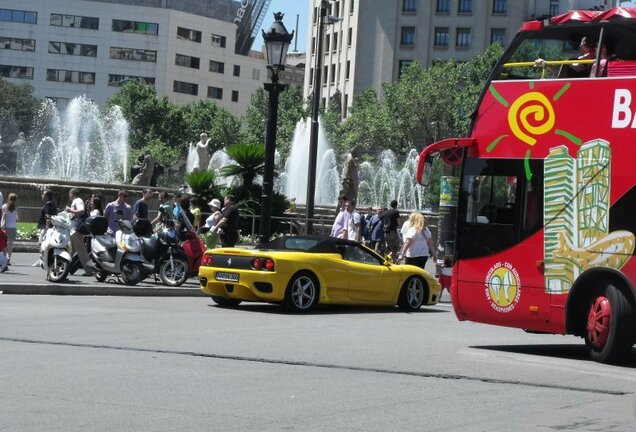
[284,272,319,312]
[210,295,241,307]
[47,256,70,282]
[584,284,634,363]
[398,276,425,312]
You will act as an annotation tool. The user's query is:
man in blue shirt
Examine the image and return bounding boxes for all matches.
[103,190,133,235]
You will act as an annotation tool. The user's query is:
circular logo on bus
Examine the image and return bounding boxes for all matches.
[485,262,521,313]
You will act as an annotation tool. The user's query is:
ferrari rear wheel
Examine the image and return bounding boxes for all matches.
[284,272,319,312]
[210,295,241,307]
[398,276,426,312]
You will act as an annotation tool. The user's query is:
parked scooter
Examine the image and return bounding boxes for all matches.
[85,216,145,285]
[40,212,73,282]
[133,219,190,286]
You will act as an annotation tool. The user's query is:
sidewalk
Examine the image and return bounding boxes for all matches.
[0,250,206,297]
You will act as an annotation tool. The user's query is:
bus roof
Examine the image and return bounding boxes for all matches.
[521,7,636,31]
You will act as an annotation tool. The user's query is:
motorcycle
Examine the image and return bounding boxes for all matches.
[85,216,145,285]
[133,219,190,287]
[40,212,73,282]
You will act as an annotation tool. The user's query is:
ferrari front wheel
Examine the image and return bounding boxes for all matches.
[284,272,319,312]
[398,276,425,312]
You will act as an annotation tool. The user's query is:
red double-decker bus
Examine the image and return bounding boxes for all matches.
[418,7,636,363]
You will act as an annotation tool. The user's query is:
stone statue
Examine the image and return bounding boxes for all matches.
[195,132,211,171]
[10,132,27,150]
[131,150,155,185]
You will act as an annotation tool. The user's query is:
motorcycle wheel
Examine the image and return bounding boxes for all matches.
[121,261,144,286]
[47,256,70,282]
[159,257,189,287]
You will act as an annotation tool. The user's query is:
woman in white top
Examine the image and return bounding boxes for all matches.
[1,193,19,264]
[398,212,434,269]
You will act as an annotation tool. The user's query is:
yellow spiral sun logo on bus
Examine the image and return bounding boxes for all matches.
[507,92,555,146]
[488,82,582,180]
[485,262,521,313]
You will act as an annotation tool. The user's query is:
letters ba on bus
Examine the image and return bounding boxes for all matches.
[417,7,636,364]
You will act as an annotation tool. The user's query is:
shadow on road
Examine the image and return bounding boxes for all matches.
[207,303,450,315]
[473,343,636,367]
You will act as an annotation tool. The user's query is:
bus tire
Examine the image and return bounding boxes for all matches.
[584,284,635,364]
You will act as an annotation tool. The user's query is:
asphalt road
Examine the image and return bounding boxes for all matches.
[1,295,635,431]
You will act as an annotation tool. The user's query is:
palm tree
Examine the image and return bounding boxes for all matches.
[220,143,265,186]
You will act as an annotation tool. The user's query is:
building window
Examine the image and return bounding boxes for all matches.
[0,65,34,79]
[350,0,354,13]
[175,54,200,69]
[399,60,413,78]
[401,27,416,46]
[492,0,507,14]
[112,19,158,35]
[456,28,471,47]
[108,74,155,87]
[347,28,353,46]
[309,68,314,85]
[49,41,97,57]
[0,9,37,24]
[211,33,226,48]
[490,28,506,46]
[332,1,340,16]
[231,90,239,102]
[333,32,338,51]
[46,69,95,84]
[110,47,156,62]
[0,37,35,52]
[325,34,330,52]
[549,0,559,16]
[176,27,202,43]
[209,60,225,74]
[47,97,70,111]
[313,6,317,23]
[330,64,336,84]
[346,60,351,79]
[434,27,449,47]
[233,65,240,77]
[323,65,328,84]
[207,86,223,100]
[252,68,260,80]
[458,0,472,13]
[173,81,198,95]
[403,0,416,13]
[436,0,450,12]
[50,14,98,29]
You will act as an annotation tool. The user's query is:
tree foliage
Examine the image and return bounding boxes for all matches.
[107,81,241,157]
[242,86,307,159]
[0,78,39,142]
[220,143,266,187]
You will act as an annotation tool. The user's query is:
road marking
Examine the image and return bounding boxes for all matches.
[0,336,629,396]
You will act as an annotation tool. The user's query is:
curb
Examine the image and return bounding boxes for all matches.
[0,283,207,297]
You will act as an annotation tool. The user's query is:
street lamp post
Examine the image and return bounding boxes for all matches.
[305,0,329,235]
[259,12,293,245]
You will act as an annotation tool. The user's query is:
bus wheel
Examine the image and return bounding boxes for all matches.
[584,284,635,364]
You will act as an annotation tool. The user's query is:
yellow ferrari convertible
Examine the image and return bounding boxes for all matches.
[199,236,441,312]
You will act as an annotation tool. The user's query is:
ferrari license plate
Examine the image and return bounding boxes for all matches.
[216,272,239,282]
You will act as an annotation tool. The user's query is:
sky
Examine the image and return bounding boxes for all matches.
[253,0,309,53]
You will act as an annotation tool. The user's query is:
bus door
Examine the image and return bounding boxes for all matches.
[454,157,552,331]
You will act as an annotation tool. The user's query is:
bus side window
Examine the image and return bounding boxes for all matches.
[523,174,544,232]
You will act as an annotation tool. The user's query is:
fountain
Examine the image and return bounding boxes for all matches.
[18,96,128,183]
[281,117,338,205]
[279,116,429,210]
